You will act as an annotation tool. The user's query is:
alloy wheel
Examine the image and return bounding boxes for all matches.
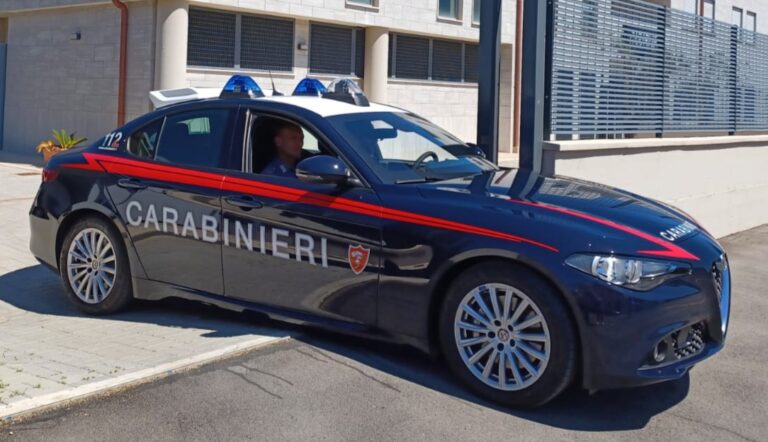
[453,283,551,391]
[66,228,117,304]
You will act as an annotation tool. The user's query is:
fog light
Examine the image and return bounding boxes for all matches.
[653,340,667,363]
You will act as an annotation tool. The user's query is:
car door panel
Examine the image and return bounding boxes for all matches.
[104,107,237,295]
[107,175,223,294]
[220,173,381,326]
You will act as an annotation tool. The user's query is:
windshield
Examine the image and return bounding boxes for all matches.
[327,112,496,184]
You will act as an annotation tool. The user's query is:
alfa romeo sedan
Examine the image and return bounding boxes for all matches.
[29,76,730,407]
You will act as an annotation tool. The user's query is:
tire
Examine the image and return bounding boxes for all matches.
[59,216,133,315]
[438,261,577,408]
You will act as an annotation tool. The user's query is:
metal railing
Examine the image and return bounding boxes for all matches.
[549,0,768,136]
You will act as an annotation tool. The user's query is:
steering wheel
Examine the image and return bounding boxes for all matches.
[412,151,439,169]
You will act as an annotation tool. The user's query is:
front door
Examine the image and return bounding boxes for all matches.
[220,114,382,326]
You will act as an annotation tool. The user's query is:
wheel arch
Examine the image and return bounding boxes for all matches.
[426,252,585,382]
[55,204,146,279]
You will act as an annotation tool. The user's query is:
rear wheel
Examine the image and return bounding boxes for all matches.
[59,216,132,315]
[438,261,577,408]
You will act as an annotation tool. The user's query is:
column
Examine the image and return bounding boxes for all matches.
[363,27,389,103]
[155,0,189,90]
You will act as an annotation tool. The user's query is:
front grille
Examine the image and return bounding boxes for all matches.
[672,323,705,359]
[645,322,707,367]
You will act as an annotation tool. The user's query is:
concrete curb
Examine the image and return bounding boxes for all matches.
[1,335,290,424]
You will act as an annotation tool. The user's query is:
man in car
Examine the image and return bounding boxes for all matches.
[261,121,305,178]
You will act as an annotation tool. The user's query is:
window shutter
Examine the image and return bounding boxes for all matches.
[432,39,463,82]
[187,8,236,68]
[393,35,430,80]
[464,43,479,83]
[240,15,294,71]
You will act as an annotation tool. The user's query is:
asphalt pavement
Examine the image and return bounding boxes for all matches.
[1,223,766,441]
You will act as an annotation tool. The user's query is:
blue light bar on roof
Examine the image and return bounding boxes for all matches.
[220,75,264,99]
[293,78,327,96]
[322,78,370,106]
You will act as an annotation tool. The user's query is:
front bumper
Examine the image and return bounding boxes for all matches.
[567,240,730,391]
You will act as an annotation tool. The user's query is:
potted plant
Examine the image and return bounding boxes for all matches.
[36,129,87,163]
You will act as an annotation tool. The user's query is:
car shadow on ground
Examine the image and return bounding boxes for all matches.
[1,264,688,431]
[0,264,285,339]
[293,329,691,432]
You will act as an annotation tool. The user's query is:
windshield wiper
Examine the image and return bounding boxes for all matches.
[395,177,445,184]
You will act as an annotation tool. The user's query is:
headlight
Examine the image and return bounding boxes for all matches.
[565,254,691,291]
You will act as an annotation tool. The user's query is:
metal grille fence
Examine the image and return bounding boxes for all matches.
[550,0,768,136]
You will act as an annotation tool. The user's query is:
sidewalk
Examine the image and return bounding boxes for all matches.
[0,161,288,421]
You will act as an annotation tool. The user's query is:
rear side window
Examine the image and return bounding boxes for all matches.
[155,108,234,168]
[127,119,163,159]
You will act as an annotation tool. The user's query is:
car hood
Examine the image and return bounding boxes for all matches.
[413,168,703,258]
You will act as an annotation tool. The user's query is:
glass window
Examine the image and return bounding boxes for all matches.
[439,0,461,20]
[347,0,375,5]
[732,7,743,27]
[472,0,481,23]
[745,11,756,32]
[328,112,495,184]
[703,0,714,20]
[155,109,234,168]
[127,119,163,160]
[683,0,698,15]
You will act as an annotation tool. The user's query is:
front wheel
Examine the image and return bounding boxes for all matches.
[438,261,577,408]
[59,216,133,315]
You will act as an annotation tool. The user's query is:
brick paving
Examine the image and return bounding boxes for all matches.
[0,159,287,419]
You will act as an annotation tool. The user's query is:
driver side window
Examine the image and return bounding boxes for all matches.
[249,114,327,176]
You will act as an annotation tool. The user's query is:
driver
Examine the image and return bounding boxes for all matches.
[261,121,305,178]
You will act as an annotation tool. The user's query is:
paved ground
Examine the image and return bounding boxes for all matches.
[0,159,287,419]
[0,152,764,441]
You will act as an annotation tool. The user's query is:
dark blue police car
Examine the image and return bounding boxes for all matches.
[29,76,730,407]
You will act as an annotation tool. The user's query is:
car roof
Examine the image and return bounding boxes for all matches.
[257,95,406,117]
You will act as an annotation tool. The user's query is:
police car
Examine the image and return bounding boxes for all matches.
[29,76,730,407]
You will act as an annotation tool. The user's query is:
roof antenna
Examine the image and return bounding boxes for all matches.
[269,71,284,96]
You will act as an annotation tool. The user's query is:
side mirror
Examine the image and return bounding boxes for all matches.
[296,155,350,185]
[465,143,487,158]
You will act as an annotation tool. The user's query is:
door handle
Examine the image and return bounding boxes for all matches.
[117,178,147,190]
[225,195,264,210]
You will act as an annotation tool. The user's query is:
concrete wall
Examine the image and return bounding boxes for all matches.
[2,1,154,153]
[544,137,768,238]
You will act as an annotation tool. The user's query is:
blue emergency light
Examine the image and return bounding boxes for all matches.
[220,75,264,99]
[322,78,370,107]
[292,78,327,96]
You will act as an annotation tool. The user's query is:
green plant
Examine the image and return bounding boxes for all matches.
[52,129,87,150]
[35,139,56,153]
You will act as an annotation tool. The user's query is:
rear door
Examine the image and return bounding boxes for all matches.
[106,106,236,294]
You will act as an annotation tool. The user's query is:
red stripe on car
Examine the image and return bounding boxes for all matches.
[66,153,559,253]
[509,199,700,261]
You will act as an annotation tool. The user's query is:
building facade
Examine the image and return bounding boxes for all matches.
[0,0,516,156]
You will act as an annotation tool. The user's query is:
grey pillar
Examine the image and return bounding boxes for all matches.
[476,0,502,164]
[519,0,550,174]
